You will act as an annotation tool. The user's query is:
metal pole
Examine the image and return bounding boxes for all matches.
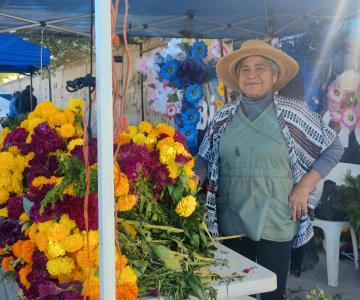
[47,66,52,102]
[140,43,145,121]
[94,0,116,300]
[30,71,33,110]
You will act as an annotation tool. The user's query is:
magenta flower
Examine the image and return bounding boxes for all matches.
[7,196,24,219]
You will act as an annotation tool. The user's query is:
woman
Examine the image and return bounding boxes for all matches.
[195,40,344,300]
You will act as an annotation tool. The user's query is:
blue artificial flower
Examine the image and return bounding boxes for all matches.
[179,124,198,148]
[181,108,200,125]
[184,84,203,105]
[191,41,208,61]
[159,59,179,81]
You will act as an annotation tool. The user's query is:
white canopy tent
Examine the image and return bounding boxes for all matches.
[0,1,359,299]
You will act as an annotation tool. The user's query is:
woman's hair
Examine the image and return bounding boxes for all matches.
[235,57,279,76]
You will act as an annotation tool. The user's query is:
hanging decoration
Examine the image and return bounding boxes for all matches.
[137,38,229,153]
[325,69,360,146]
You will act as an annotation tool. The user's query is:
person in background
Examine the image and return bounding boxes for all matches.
[16,85,38,115]
[8,91,20,118]
[194,40,344,300]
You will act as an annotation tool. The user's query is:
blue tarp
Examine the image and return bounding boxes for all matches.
[0,0,358,39]
[0,34,50,73]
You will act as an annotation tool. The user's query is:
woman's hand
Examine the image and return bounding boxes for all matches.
[288,169,323,221]
[288,183,311,220]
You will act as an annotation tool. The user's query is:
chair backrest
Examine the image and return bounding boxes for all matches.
[315,163,360,204]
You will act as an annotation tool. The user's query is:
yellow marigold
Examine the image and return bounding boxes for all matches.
[0,152,15,171]
[59,123,75,138]
[155,122,175,137]
[47,240,66,258]
[62,234,83,253]
[184,159,195,178]
[32,176,59,188]
[49,112,68,127]
[82,230,99,248]
[19,264,32,289]
[46,223,70,242]
[132,132,146,145]
[0,127,10,148]
[75,124,84,137]
[0,188,9,204]
[76,246,99,270]
[188,178,197,193]
[8,146,20,156]
[116,283,138,300]
[138,121,153,134]
[0,207,8,217]
[156,136,174,150]
[34,231,49,252]
[115,253,128,270]
[82,275,100,299]
[63,108,75,124]
[34,101,58,117]
[118,266,137,285]
[25,152,35,167]
[59,214,76,231]
[67,138,84,152]
[47,256,75,276]
[159,144,176,165]
[14,155,26,173]
[167,161,179,179]
[127,125,138,138]
[117,132,131,146]
[0,175,11,189]
[37,220,54,232]
[116,195,137,212]
[144,135,157,151]
[114,167,129,197]
[121,222,137,237]
[68,98,83,114]
[1,256,14,271]
[175,195,197,217]
[20,119,29,131]
[173,142,189,156]
[19,212,30,222]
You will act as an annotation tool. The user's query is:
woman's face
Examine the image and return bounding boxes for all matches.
[238,56,278,98]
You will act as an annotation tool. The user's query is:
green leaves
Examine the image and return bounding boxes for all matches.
[185,271,206,300]
[152,245,182,272]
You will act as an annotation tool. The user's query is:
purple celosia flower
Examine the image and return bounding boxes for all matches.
[0,218,25,247]
[3,127,29,152]
[7,196,24,219]
[25,164,51,187]
[61,281,83,300]
[28,251,50,283]
[38,281,63,297]
[29,201,66,223]
[70,138,98,165]
[30,123,65,154]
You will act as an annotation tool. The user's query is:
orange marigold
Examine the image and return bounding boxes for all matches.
[19,264,32,289]
[116,195,137,212]
[1,256,14,271]
[116,283,138,300]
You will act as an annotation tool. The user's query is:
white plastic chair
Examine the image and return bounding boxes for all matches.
[313,162,360,287]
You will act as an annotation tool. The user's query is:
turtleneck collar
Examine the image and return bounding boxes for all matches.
[241,92,273,105]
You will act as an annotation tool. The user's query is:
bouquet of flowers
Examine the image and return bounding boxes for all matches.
[0,100,218,300]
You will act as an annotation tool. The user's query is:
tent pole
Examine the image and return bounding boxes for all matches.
[140,43,145,121]
[94,0,116,299]
[47,67,52,102]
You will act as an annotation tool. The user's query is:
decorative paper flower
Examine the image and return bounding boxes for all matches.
[160,59,179,81]
[166,103,178,117]
[179,124,197,147]
[184,84,203,105]
[181,108,200,125]
[327,82,346,103]
[191,41,208,61]
[175,195,197,217]
[342,107,358,129]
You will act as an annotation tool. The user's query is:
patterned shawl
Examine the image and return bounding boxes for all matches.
[198,94,337,248]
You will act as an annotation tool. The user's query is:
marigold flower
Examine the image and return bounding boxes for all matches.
[82,275,100,298]
[138,121,153,134]
[175,195,197,217]
[188,178,197,193]
[75,124,84,137]
[62,234,83,253]
[167,161,179,179]
[116,195,137,212]
[47,240,66,258]
[132,132,146,145]
[19,212,29,222]
[11,240,35,264]
[1,256,14,271]
[127,125,138,138]
[67,138,84,152]
[0,127,10,148]
[116,282,138,300]
[0,207,8,217]
[114,165,129,197]
[0,187,9,204]
[47,256,75,276]
[76,246,99,270]
[59,123,75,138]
[159,144,176,165]
[19,264,32,289]
[35,231,49,252]
[121,222,137,237]
[117,132,131,145]
[116,253,128,270]
[8,146,20,156]
[64,108,75,124]
[118,266,137,285]
[68,98,83,114]
[28,118,45,133]
[82,230,99,248]
[59,214,77,231]
[46,223,70,242]
[155,122,175,137]
[184,159,195,178]
[49,112,68,127]
[35,101,58,117]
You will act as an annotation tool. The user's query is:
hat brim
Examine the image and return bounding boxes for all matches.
[216,46,299,92]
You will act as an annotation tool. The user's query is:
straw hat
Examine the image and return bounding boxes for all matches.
[216,40,299,92]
